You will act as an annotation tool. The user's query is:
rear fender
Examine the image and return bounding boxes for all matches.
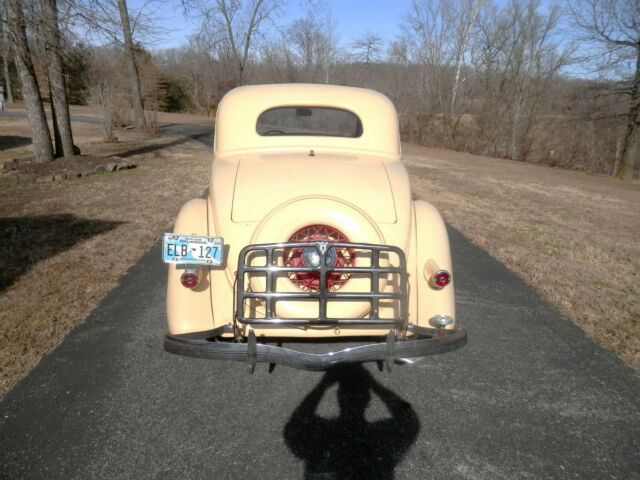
[413,200,455,328]
[166,198,215,334]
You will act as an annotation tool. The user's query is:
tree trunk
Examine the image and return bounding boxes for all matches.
[6,0,53,163]
[617,46,640,180]
[49,84,63,156]
[117,0,145,129]
[450,0,481,114]
[41,0,75,157]
[1,10,15,103]
[618,128,640,180]
[511,101,521,161]
[611,135,623,176]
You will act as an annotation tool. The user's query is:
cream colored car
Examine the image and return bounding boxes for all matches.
[162,84,466,371]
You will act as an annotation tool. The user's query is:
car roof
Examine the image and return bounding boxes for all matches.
[214,84,400,158]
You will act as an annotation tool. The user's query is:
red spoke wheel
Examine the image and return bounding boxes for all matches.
[283,225,355,292]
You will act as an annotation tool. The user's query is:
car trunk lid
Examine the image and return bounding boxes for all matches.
[231,152,397,223]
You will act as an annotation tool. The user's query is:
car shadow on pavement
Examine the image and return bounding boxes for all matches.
[0,214,124,291]
[284,364,420,480]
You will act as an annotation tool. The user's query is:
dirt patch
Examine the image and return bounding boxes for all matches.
[402,143,640,372]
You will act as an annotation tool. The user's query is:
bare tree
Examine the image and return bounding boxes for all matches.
[160,37,237,113]
[569,0,640,180]
[401,0,482,115]
[187,0,282,85]
[387,38,415,115]
[350,32,384,87]
[6,0,53,163]
[41,0,76,156]
[287,9,338,83]
[138,0,624,176]
[1,5,15,103]
[117,0,145,128]
[72,0,149,128]
[401,0,451,112]
[504,1,568,160]
[87,48,118,141]
[471,0,570,161]
[351,32,383,64]
[449,0,482,113]
[259,36,298,82]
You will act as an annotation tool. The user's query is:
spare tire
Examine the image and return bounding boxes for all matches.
[248,196,387,320]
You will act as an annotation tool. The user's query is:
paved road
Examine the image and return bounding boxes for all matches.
[1,122,639,479]
[1,111,106,125]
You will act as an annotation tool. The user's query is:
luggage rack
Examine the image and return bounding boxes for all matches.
[234,241,409,330]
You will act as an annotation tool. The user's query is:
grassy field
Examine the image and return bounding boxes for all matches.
[1,109,638,396]
[403,143,640,371]
[0,112,212,395]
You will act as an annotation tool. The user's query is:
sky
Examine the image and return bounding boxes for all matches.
[128,0,416,51]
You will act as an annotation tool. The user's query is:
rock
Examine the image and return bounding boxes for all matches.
[94,165,106,173]
[116,162,136,170]
[1,159,19,172]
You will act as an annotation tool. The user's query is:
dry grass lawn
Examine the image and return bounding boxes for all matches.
[1,113,211,395]
[403,143,640,371]
[1,108,638,397]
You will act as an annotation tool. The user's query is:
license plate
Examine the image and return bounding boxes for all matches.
[163,233,223,266]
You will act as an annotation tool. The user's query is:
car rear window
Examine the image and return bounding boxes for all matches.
[256,107,363,138]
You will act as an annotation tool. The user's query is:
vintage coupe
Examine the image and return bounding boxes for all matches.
[163,84,466,371]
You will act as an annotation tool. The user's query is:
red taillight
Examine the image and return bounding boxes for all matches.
[432,270,451,289]
[181,270,199,289]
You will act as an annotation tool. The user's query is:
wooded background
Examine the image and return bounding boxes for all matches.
[2,0,639,179]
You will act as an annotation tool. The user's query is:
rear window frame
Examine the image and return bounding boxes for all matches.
[256,106,364,138]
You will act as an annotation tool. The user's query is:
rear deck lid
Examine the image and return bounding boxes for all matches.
[231,153,397,223]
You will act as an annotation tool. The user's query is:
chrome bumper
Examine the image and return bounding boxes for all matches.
[164,324,467,372]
